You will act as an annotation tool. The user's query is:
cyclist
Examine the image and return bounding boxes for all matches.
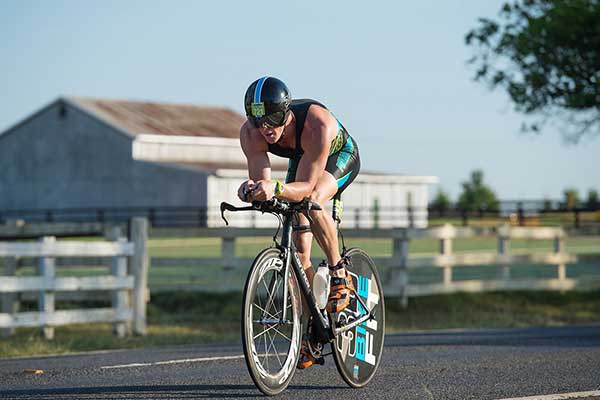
[237,76,361,369]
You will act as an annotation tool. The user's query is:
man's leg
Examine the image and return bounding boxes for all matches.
[306,172,343,277]
[292,214,315,293]
[306,171,356,314]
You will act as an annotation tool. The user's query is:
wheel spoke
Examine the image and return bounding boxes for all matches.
[272,326,292,343]
[253,303,278,321]
[263,326,269,370]
[267,330,283,367]
[263,271,283,318]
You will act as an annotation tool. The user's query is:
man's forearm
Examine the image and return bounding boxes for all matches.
[276,181,314,202]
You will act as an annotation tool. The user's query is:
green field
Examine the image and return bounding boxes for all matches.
[147,235,600,288]
[9,235,600,291]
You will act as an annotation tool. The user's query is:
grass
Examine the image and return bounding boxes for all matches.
[2,290,600,358]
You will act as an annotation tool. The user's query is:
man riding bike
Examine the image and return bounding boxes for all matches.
[237,76,361,369]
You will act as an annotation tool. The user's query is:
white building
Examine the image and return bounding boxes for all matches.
[0,97,437,227]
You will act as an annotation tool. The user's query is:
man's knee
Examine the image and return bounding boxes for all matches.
[307,191,331,219]
[293,231,312,256]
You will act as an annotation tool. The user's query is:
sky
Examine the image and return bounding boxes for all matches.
[1,0,598,202]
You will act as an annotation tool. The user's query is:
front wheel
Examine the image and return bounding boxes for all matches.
[331,247,385,388]
[242,248,302,396]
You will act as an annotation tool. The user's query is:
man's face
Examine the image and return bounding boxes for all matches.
[257,123,285,144]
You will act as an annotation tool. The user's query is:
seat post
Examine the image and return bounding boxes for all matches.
[332,193,343,223]
[332,193,347,254]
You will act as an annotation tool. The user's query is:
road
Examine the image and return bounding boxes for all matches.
[0,325,599,399]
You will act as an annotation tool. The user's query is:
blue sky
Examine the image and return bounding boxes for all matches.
[1,0,598,201]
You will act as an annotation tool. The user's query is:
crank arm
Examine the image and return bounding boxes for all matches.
[333,293,373,336]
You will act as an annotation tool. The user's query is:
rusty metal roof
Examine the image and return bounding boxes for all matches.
[66,96,245,138]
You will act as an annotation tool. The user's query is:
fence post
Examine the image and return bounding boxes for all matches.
[130,218,149,336]
[222,235,236,270]
[107,226,130,338]
[554,232,566,283]
[1,256,18,338]
[497,224,511,281]
[390,230,409,308]
[38,236,56,340]
[440,224,454,288]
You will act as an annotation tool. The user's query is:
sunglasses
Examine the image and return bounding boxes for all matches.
[249,111,286,129]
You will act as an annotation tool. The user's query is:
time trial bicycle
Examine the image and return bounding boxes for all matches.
[220,195,385,396]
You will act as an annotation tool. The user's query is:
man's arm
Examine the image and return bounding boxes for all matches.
[254,107,336,202]
[238,122,271,201]
[240,122,271,181]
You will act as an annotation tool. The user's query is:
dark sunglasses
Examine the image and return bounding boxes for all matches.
[249,111,286,128]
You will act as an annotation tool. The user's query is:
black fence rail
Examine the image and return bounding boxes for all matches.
[1,201,599,229]
[0,207,209,228]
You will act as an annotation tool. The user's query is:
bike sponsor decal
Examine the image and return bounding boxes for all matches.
[336,271,380,367]
[353,365,359,380]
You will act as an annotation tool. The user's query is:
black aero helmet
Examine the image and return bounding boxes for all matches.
[244,76,292,128]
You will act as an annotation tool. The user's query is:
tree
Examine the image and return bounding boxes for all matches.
[586,189,599,209]
[457,170,500,211]
[563,187,580,210]
[430,189,452,214]
[465,0,600,142]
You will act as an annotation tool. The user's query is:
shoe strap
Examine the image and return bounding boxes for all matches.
[331,274,352,287]
[328,258,348,272]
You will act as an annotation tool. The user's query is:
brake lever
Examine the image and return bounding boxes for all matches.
[303,198,322,211]
[220,202,235,225]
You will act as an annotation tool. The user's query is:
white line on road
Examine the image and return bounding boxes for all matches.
[101,355,245,369]
[496,390,600,400]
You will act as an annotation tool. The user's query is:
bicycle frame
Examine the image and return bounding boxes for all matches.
[278,213,373,342]
[278,212,333,343]
[221,199,373,343]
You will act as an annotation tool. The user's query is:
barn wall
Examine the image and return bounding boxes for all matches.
[0,101,209,210]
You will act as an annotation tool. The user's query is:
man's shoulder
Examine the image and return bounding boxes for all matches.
[240,121,267,152]
[303,104,337,140]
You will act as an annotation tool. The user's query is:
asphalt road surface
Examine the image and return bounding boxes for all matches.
[1,325,599,399]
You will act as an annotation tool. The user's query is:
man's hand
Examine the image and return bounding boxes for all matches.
[237,180,255,202]
[250,180,275,201]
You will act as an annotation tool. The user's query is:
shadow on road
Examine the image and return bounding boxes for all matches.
[0,383,346,399]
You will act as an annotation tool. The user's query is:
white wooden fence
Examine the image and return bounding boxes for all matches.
[386,224,600,305]
[0,218,148,339]
[150,224,600,302]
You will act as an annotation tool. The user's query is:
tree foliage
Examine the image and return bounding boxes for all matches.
[586,189,599,209]
[430,189,452,212]
[563,187,580,209]
[458,170,500,211]
[465,0,600,142]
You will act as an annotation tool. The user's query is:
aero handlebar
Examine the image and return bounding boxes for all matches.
[220,198,322,226]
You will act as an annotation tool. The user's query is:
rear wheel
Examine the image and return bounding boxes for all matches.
[331,247,385,388]
[242,248,302,396]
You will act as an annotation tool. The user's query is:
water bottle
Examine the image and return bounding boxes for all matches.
[313,261,330,310]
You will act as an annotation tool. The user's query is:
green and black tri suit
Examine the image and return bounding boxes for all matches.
[267,99,360,195]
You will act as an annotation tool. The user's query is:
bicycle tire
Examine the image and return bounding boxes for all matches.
[331,247,385,388]
[241,248,302,396]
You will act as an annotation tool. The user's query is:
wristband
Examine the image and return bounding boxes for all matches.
[273,180,284,196]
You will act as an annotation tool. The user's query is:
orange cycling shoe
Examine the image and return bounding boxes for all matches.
[326,258,355,314]
[297,339,324,370]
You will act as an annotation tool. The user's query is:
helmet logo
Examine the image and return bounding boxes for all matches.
[251,102,266,118]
